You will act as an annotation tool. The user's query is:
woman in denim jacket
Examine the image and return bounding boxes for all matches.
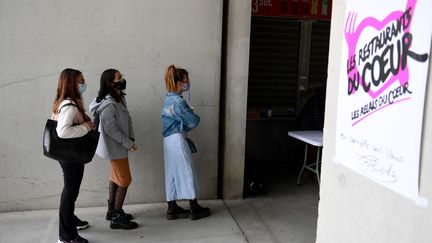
[161,65,210,220]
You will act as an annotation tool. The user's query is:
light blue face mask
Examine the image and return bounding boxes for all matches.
[182,82,190,92]
[78,83,87,94]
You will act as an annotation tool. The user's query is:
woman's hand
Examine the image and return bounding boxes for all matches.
[129,144,138,152]
[86,120,96,130]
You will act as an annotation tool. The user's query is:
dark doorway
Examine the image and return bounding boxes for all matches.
[244,13,331,197]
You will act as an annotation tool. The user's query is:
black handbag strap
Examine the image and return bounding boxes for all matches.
[58,102,77,114]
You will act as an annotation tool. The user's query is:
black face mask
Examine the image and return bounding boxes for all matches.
[114,79,127,90]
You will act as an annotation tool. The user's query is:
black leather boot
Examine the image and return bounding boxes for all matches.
[107,186,133,221]
[189,199,210,220]
[166,201,190,220]
[110,210,138,230]
[106,200,133,221]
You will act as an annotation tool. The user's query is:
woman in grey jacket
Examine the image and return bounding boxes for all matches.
[89,69,138,230]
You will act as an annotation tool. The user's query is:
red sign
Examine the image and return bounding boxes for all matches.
[251,0,332,20]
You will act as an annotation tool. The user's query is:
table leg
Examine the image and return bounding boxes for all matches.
[316,147,321,185]
[297,143,308,185]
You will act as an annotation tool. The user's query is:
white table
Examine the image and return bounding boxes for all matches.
[288,130,323,185]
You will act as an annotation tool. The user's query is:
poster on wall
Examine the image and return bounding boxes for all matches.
[335,0,432,202]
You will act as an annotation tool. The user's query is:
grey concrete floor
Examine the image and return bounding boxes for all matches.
[229,170,320,243]
[0,171,319,243]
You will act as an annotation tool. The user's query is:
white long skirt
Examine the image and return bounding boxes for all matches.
[163,133,199,201]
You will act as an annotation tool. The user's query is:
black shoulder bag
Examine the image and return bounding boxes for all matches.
[186,137,197,153]
[43,103,100,164]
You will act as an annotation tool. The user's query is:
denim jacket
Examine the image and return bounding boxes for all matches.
[161,92,200,137]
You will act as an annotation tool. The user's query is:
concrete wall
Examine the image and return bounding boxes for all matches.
[316,1,432,242]
[221,0,251,199]
[0,0,223,212]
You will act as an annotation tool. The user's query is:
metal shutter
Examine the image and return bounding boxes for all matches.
[309,21,330,89]
[247,16,301,113]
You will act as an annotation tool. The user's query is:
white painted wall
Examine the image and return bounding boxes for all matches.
[0,0,223,212]
[316,0,432,242]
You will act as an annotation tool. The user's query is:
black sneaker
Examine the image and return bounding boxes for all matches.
[166,205,190,220]
[110,212,138,230]
[58,235,89,243]
[190,206,211,220]
[74,218,89,230]
[106,208,133,221]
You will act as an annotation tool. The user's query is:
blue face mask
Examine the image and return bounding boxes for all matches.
[78,83,87,94]
[182,82,190,92]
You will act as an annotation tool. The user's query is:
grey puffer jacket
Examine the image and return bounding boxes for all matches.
[89,95,135,160]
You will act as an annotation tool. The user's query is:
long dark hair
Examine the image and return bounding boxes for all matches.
[51,68,85,114]
[96,69,124,103]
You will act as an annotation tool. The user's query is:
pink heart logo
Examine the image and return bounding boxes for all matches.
[344,0,418,99]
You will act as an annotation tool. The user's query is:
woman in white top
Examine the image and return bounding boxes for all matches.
[51,68,95,243]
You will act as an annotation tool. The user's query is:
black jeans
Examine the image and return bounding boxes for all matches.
[59,161,84,240]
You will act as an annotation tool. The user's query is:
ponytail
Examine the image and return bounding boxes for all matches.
[165,65,177,92]
[164,64,189,92]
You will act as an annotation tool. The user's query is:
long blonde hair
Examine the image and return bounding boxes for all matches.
[164,64,188,92]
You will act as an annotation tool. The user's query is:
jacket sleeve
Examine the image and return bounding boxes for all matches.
[128,114,135,141]
[124,97,135,141]
[100,104,134,150]
[56,104,90,138]
[174,99,200,131]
